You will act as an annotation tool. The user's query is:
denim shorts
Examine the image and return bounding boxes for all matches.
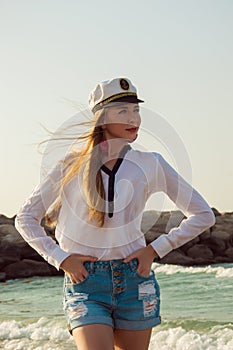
[63,258,161,334]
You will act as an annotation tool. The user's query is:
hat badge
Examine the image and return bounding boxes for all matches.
[119,78,130,91]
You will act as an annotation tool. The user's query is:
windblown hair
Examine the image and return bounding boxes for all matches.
[41,109,107,228]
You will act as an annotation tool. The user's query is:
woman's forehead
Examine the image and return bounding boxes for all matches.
[106,102,139,110]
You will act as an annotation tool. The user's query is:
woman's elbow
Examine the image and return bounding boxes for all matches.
[15,211,31,231]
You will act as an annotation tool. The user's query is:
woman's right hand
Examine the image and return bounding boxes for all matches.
[60,254,98,284]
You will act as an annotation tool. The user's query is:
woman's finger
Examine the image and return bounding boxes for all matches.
[78,255,98,262]
[123,253,136,263]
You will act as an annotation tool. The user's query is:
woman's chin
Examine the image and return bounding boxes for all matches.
[128,134,138,142]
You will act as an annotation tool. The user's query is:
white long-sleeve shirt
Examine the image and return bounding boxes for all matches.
[15,147,215,270]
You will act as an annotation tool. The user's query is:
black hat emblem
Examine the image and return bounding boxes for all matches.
[119,78,130,91]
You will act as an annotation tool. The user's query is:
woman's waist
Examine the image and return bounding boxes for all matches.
[58,237,146,261]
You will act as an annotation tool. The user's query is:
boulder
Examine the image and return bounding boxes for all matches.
[186,244,214,260]
[165,210,185,232]
[141,210,161,233]
[159,250,195,266]
[179,237,200,253]
[0,272,6,282]
[211,230,231,241]
[145,230,162,244]
[225,247,233,258]
[211,208,221,217]
[3,259,53,279]
[20,245,44,261]
[0,224,27,248]
[0,214,15,225]
[199,229,212,241]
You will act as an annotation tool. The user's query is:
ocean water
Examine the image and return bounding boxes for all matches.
[0,263,232,350]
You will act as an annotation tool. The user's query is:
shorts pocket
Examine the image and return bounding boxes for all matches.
[136,269,155,279]
[65,273,90,286]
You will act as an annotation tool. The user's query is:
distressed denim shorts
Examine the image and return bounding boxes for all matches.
[63,258,161,334]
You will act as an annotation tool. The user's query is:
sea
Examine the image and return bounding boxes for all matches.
[0,263,232,350]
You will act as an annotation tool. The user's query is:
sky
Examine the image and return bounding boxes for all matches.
[1,0,232,217]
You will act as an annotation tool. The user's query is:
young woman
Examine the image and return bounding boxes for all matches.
[15,77,215,350]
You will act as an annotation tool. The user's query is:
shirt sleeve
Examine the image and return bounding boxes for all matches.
[15,153,75,270]
[149,153,216,258]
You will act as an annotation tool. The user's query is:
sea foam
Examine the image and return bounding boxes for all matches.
[152,263,233,278]
[149,325,233,350]
[1,318,233,350]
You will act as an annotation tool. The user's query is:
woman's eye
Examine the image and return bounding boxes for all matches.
[119,109,127,114]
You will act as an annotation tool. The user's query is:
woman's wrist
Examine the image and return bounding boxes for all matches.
[147,244,160,261]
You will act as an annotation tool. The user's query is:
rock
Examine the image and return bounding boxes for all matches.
[199,229,212,241]
[3,259,53,279]
[0,272,6,282]
[211,208,221,217]
[225,247,233,258]
[0,224,27,248]
[0,214,15,225]
[165,211,185,232]
[0,244,21,263]
[20,245,44,261]
[179,237,200,253]
[214,256,232,263]
[141,211,161,233]
[211,230,231,241]
[186,244,214,260]
[0,257,5,270]
[160,250,195,266]
[145,230,162,244]
[204,237,226,255]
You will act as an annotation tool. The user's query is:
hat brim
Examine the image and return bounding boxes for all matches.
[111,95,144,104]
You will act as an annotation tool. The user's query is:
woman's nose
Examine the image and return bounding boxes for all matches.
[128,112,139,125]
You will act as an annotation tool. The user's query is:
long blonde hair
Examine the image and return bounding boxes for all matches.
[41,109,107,228]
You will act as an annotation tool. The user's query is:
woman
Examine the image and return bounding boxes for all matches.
[15,77,215,350]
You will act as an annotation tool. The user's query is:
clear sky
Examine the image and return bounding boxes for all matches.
[1,0,232,217]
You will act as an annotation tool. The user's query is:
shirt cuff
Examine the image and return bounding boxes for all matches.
[48,247,71,271]
[149,234,174,258]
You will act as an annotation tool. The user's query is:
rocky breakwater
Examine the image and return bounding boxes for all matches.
[0,208,232,281]
[142,208,233,266]
[0,214,63,282]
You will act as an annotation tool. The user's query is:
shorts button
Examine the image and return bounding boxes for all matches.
[114,279,121,284]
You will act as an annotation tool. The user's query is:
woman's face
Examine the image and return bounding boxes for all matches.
[102,103,141,143]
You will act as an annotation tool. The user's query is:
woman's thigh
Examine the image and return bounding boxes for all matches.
[73,324,114,350]
[114,328,152,350]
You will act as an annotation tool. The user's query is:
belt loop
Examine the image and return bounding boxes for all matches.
[89,261,94,274]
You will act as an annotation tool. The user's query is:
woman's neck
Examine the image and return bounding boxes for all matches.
[100,138,128,162]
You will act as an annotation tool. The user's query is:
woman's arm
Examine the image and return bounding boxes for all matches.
[149,153,216,258]
[15,154,73,270]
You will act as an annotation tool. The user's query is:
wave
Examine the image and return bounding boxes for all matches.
[150,324,233,350]
[0,317,74,350]
[152,263,233,278]
[1,318,233,350]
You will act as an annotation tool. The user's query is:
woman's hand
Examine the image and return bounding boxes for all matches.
[123,245,159,277]
[60,254,98,284]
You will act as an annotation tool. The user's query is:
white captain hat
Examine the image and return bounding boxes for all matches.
[89,77,144,113]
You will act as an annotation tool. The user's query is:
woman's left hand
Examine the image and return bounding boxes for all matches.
[123,245,159,277]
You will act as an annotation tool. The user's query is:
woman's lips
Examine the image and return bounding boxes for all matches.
[125,127,138,133]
